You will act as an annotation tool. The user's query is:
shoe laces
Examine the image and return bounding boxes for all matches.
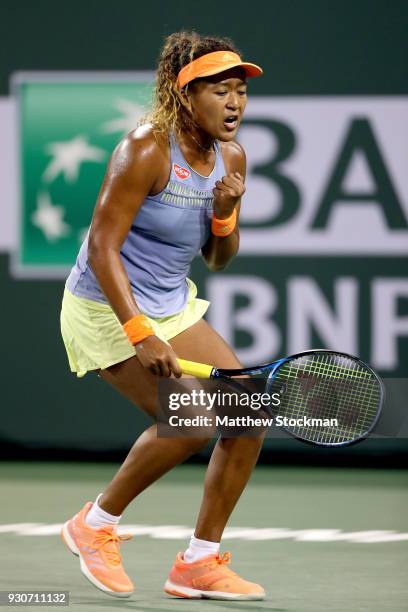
[91,528,132,566]
[209,552,238,577]
[216,552,231,565]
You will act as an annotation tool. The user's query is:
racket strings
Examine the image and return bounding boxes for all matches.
[271,353,381,445]
[289,362,378,441]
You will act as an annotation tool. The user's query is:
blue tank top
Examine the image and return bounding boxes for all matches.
[65,132,227,317]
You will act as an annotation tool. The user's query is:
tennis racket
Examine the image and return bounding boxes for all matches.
[177,350,384,447]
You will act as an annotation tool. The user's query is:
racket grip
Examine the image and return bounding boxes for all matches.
[177,359,214,378]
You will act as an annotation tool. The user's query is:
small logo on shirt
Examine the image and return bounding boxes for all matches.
[173,163,191,180]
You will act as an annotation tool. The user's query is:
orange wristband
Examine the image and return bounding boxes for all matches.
[123,314,155,345]
[211,208,237,237]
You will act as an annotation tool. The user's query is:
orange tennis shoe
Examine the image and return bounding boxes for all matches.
[164,551,265,600]
[61,502,134,598]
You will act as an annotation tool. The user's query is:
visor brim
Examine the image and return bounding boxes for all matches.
[195,62,263,81]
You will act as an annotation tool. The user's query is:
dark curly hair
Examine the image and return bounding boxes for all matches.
[141,31,240,136]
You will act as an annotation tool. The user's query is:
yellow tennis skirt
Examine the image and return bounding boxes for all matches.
[60,279,209,378]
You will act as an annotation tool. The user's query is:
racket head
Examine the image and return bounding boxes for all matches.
[265,350,384,447]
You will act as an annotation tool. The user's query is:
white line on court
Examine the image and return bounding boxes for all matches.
[0,523,408,543]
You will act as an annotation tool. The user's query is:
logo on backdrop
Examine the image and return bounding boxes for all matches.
[12,80,408,276]
[11,73,154,277]
[237,100,408,254]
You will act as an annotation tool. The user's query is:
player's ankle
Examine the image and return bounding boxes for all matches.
[183,535,220,563]
[85,493,122,529]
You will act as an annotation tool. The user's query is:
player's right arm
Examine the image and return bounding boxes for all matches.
[87,128,182,378]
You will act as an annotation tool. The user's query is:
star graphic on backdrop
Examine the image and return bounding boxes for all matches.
[100,99,145,134]
[43,136,107,183]
[31,192,71,242]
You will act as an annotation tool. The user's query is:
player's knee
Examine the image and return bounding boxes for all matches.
[220,431,266,448]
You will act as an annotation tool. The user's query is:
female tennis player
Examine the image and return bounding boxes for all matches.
[60,31,265,600]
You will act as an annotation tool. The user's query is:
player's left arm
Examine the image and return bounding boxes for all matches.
[201,141,246,272]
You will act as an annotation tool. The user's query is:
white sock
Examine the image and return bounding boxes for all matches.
[183,535,220,563]
[85,494,122,529]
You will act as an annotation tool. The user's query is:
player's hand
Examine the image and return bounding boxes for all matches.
[134,336,182,377]
[213,172,245,219]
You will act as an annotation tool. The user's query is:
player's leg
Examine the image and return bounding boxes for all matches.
[62,353,210,598]
[165,319,265,600]
[169,318,265,541]
[96,356,211,515]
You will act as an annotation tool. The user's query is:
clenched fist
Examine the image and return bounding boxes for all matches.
[213,172,245,219]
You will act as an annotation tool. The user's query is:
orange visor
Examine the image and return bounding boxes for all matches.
[177,51,263,89]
